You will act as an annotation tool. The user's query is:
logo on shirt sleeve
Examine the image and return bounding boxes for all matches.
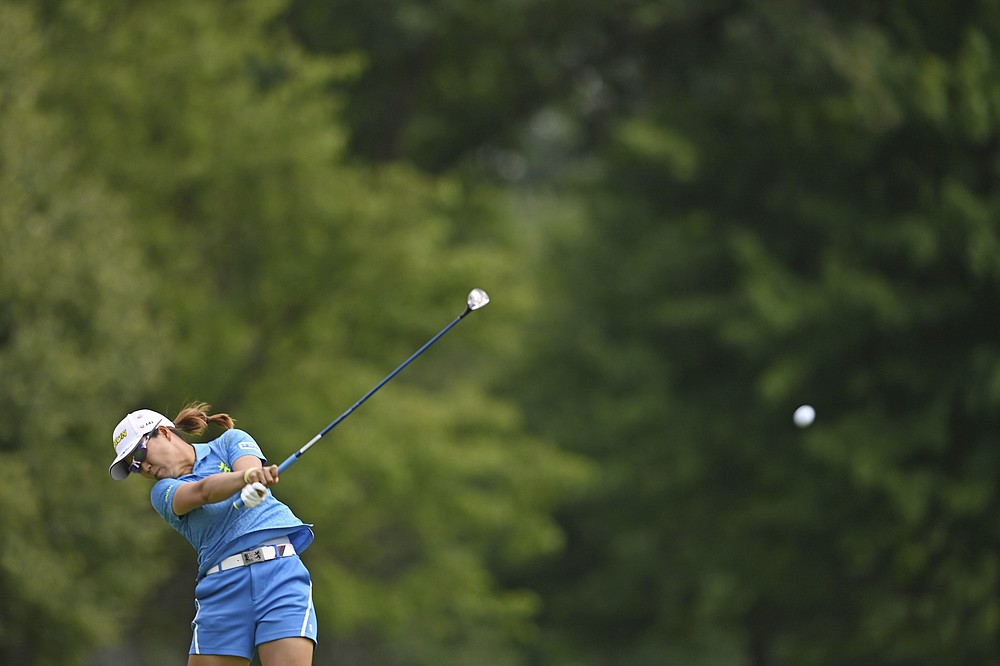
[238,441,258,451]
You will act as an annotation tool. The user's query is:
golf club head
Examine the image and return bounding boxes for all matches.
[467,288,490,311]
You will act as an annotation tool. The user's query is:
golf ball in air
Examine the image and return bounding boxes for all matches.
[793,405,816,428]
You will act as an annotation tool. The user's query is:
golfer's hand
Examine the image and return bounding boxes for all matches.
[240,482,268,508]
[243,464,280,487]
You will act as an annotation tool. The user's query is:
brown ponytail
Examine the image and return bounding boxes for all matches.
[171,401,235,436]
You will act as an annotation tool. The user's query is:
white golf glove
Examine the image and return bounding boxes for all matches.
[240,482,268,508]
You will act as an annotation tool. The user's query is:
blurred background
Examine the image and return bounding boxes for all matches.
[2,1,999,664]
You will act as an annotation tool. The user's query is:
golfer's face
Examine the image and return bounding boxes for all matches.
[134,430,167,480]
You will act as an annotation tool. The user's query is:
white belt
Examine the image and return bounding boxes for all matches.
[205,536,296,576]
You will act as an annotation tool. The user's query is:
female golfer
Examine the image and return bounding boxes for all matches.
[109,402,317,666]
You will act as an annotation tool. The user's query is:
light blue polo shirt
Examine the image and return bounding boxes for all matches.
[150,429,313,579]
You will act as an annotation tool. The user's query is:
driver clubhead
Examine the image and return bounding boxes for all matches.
[467,288,490,311]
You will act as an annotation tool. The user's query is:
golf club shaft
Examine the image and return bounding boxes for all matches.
[278,305,472,472]
[234,302,477,509]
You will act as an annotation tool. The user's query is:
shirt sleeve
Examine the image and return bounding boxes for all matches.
[227,428,266,464]
[151,478,186,525]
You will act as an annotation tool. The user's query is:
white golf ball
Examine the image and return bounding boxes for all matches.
[793,405,816,428]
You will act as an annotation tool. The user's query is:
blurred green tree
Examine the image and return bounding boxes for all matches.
[503,3,1000,665]
[12,0,589,664]
[10,0,1000,663]
[279,0,1000,662]
[0,4,171,664]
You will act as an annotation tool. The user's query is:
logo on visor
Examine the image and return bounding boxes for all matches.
[113,429,128,446]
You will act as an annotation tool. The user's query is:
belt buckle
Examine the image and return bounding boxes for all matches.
[242,548,266,565]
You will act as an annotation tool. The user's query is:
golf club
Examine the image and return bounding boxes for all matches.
[234,288,491,509]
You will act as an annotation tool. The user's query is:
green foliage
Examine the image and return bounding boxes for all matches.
[2,1,587,664]
[0,4,171,664]
[504,2,1000,664]
[7,0,1000,664]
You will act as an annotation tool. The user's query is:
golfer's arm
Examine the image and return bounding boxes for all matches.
[172,456,263,515]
